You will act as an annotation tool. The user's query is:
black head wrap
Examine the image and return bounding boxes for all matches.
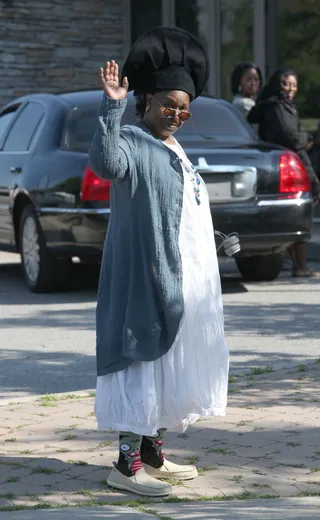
[121,26,209,100]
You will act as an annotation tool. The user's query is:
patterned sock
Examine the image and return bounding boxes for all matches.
[140,429,166,468]
[116,432,142,477]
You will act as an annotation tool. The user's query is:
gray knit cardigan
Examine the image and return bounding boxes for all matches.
[88,94,185,376]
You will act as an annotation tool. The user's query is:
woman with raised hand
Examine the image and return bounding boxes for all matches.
[88,27,229,497]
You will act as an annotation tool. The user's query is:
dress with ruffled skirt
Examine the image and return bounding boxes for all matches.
[94,140,229,436]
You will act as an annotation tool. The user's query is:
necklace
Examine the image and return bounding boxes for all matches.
[165,139,201,206]
[140,123,201,205]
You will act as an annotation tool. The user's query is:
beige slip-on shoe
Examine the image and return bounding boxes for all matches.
[107,466,172,497]
[143,458,198,480]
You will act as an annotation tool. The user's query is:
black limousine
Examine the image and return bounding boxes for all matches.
[0,90,313,292]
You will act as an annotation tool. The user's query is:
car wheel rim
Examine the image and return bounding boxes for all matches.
[22,216,40,284]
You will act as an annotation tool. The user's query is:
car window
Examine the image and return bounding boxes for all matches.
[0,111,16,141]
[177,100,255,142]
[3,102,45,152]
[62,106,99,153]
[62,97,255,153]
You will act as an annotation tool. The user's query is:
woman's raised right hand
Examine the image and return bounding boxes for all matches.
[100,60,129,100]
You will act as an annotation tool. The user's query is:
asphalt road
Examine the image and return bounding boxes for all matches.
[0,251,319,400]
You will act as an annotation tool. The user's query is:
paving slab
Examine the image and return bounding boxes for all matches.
[153,498,320,519]
[0,362,319,510]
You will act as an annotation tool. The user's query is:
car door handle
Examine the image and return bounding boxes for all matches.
[10,166,22,174]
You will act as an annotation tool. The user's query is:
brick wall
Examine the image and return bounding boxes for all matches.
[0,0,125,107]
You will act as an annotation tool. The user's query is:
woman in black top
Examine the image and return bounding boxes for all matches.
[248,67,320,278]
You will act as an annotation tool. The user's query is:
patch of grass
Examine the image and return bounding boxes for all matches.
[250,366,273,376]
[62,434,77,441]
[205,447,232,455]
[228,375,238,383]
[98,441,113,447]
[253,426,265,432]
[31,467,57,475]
[298,364,306,372]
[63,394,80,400]
[315,358,320,364]
[56,448,71,453]
[15,423,30,430]
[0,507,27,512]
[230,475,243,482]
[236,420,251,427]
[39,395,58,407]
[77,489,93,497]
[0,492,16,500]
[33,503,52,510]
[294,397,305,402]
[164,491,273,502]
[246,406,258,410]
[252,469,267,475]
[88,391,96,398]
[19,450,33,455]
[161,477,184,487]
[6,477,20,483]
[25,492,39,498]
[139,508,174,520]
[0,461,26,469]
[4,438,17,442]
[67,460,88,466]
[197,466,219,474]
[286,442,301,447]
[185,455,200,465]
[98,479,109,486]
[298,491,320,497]
[249,483,271,488]
[304,481,320,486]
[311,467,320,473]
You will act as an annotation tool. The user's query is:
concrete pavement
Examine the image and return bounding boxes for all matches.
[1,251,320,400]
[1,250,319,517]
[0,361,319,515]
[1,498,320,519]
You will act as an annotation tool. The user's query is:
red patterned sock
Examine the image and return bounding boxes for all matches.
[141,429,166,468]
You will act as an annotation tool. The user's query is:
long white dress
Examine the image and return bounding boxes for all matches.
[95,140,229,436]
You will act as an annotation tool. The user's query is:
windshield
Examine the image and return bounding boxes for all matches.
[62,97,255,153]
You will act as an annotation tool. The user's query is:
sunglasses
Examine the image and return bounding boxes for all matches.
[153,97,192,122]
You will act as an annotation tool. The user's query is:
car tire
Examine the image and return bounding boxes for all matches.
[19,204,71,293]
[236,252,285,282]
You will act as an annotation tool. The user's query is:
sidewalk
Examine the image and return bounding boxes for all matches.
[0,361,319,517]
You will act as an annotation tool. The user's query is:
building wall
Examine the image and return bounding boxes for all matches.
[0,0,125,107]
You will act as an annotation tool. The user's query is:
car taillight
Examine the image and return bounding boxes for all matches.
[279,152,310,195]
[80,166,111,201]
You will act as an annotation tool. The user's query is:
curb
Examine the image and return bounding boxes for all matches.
[1,359,318,407]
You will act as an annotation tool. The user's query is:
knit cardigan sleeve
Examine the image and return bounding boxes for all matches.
[88,94,135,180]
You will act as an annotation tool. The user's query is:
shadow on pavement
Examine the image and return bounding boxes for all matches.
[0,349,96,397]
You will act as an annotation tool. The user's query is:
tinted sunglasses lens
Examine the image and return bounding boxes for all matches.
[163,107,176,118]
[179,111,191,121]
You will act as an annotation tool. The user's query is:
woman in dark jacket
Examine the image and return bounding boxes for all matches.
[248,67,320,278]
